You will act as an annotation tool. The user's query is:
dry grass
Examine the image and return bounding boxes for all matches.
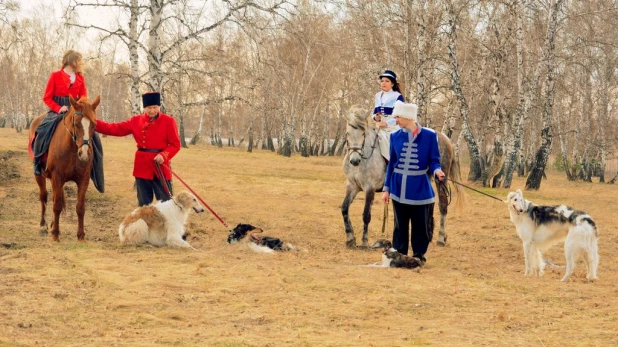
[1,127,617,346]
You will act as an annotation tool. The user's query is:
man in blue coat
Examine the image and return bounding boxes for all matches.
[381,101,445,267]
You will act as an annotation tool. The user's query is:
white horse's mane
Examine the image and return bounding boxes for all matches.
[347,106,370,131]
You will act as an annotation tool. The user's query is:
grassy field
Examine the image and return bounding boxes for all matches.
[1,127,617,346]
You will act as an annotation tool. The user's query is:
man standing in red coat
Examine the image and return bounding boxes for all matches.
[96,92,181,206]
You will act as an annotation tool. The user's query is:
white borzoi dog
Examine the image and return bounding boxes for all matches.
[118,191,204,249]
[506,189,599,282]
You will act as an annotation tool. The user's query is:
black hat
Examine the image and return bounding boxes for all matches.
[379,70,397,82]
[142,92,161,108]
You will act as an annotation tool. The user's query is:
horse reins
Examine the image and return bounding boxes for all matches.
[437,179,452,206]
[347,125,380,160]
[62,110,90,148]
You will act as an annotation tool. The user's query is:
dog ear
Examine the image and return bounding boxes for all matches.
[505,192,515,204]
[516,189,522,196]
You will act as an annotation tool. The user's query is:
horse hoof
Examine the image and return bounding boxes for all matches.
[437,241,446,247]
[346,239,357,248]
[39,228,48,236]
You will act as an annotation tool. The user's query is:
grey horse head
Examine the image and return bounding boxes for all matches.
[345,106,371,166]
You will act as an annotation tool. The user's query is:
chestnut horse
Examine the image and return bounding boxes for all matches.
[342,106,465,248]
[28,96,100,241]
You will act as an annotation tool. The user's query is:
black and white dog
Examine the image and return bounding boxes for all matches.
[227,223,299,253]
[506,189,599,282]
[363,239,424,269]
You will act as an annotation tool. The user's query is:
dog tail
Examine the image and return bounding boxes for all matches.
[118,219,149,245]
[247,242,275,254]
[576,215,598,237]
[570,215,599,258]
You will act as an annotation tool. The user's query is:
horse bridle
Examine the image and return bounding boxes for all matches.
[347,125,379,160]
[62,110,91,148]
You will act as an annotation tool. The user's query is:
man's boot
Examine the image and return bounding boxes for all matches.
[34,161,42,176]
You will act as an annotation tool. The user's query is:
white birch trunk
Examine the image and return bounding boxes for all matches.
[526,0,564,190]
[148,0,164,96]
[129,0,140,114]
[415,5,428,121]
[446,0,483,181]
[502,0,526,188]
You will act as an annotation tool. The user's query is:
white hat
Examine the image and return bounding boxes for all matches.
[392,101,418,121]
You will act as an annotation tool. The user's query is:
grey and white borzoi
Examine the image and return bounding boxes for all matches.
[506,189,599,282]
[342,107,464,248]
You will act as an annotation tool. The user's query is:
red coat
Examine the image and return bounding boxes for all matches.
[95,113,181,180]
[43,70,87,113]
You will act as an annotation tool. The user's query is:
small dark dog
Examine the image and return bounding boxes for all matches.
[227,224,262,244]
[227,223,299,253]
[366,239,424,269]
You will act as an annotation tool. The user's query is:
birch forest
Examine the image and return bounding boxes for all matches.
[1,0,617,189]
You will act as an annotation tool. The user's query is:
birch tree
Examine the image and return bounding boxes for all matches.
[502,0,527,188]
[526,0,564,190]
[445,0,483,181]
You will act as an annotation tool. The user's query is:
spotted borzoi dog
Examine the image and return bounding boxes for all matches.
[506,189,599,282]
[118,191,204,249]
[361,239,424,269]
[227,223,299,253]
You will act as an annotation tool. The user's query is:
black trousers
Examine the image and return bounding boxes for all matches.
[391,200,435,261]
[135,178,173,206]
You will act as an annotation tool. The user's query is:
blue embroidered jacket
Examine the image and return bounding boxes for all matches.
[384,126,442,205]
[373,90,404,127]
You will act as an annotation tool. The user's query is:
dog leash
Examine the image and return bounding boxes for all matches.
[446,178,504,202]
[158,162,231,230]
[154,161,174,198]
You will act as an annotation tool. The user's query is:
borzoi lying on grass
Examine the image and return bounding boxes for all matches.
[361,239,423,269]
[227,223,300,253]
[118,191,204,249]
[506,189,599,282]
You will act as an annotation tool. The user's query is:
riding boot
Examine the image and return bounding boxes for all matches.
[33,158,42,176]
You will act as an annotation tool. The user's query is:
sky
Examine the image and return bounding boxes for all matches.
[15,0,130,60]
[17,0,111,22]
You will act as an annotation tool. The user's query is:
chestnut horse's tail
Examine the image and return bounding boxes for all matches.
[449,155,466,212]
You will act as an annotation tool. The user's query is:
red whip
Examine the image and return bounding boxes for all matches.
[156,162,230,230]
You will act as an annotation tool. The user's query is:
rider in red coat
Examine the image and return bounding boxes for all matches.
[33,50,104,193]
[95,92,181,206]
[43,68,87,113]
